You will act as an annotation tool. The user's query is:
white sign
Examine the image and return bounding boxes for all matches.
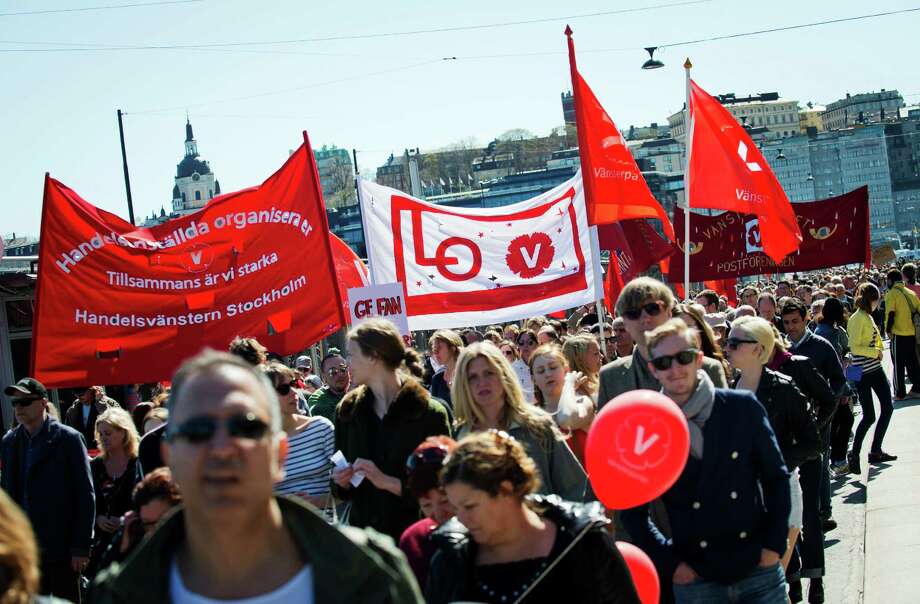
[347,282,410,337]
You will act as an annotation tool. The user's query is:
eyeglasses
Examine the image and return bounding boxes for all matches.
[11,396,43,407]
[325,366,348,377]
[406,445,450,472]
[623,301,664,321]
[650,349,699,371]
[167,412,270,444]
[274,382,296,396]
[725,337,758,350]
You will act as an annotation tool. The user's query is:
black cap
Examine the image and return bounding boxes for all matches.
[4,377,48,399]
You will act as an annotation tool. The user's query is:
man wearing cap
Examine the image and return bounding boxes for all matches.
[307,349,351,422]
[91,350,422,603]
[1,378,95,602]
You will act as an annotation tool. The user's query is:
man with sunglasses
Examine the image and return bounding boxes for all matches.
[2,377,95,603]
[307,348,352,422]
[92,350,423,604]
[622,319,791,604]
[598,277,728,411]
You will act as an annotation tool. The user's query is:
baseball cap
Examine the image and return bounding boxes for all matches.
[295,355,312,369]
[4,377,48,399]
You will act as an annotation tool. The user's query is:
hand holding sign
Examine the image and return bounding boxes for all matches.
[585,389,689,510]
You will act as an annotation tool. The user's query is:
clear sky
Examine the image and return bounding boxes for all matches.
[2,0,917,237]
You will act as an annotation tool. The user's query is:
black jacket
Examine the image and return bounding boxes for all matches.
[753,368,822,470]
[1,419,95,562]
[334,378,451,542]
[788,330,847,398]
[621,389,790,585]
[777,355,837,430]
[426,495,641,604]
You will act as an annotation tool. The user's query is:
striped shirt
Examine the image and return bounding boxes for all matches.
[276,417,334,500]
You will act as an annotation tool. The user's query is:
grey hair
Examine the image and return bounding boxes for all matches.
[166,349,282,436]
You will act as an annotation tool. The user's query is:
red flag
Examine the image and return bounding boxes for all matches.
[565,27,675,242]
[704,279,738,306]
[687,79,802,262]
[600,219,676,310]
[329,234,369,324]
[32,137,345,387]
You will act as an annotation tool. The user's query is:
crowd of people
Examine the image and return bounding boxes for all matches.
[2,261,919,603]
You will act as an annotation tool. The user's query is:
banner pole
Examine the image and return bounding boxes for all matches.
[116,109,136,226]
[683,59,693,300]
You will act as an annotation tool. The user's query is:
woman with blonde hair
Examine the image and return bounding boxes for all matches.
[89,407,141,577]
[530,344,596,466]
[428,329,465,408]
[561,334,602,400]
[332,318,451,542]
[451,342,589,502]
[724,316,820,589]
[0,490,41,604]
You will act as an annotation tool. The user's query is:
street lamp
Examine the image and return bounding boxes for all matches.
[776,148,786,161]
[642,47,664,70]
[806,173,814,181]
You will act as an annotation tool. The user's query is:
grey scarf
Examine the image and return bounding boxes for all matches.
[677,371,716,459]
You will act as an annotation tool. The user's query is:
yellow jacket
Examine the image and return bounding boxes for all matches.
[884,283,920,336]
[847,309,883,359]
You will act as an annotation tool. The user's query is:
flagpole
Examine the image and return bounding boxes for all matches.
[116,109,136,226]
[683,58,693,299]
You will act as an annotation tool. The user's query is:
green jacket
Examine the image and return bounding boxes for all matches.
[308,386,345,423]
[89,496,423,604]
[333,378,451,543]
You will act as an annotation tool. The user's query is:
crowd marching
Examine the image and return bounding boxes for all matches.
[2,262,920,604]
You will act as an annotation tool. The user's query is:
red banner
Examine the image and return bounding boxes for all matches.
[599,219,676,310]
[330,234,369,324]
[668,187,869,282]
[32,136,345,387]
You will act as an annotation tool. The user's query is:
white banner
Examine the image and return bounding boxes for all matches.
[359,172,602,330]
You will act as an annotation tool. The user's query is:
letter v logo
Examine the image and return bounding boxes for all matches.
[521,244,542,269]
[190,251,203,265]
[634,425,660,456]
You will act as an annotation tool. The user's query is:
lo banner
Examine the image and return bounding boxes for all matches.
[32,139,345,387]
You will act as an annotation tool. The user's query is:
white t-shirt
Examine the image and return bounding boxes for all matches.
[169,559,313,604]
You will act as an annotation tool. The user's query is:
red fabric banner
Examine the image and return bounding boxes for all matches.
[704,279,738,306]
[565,27,674,242]
[668,187,870,282]
[329,234,369,324]
[687,79,802,262]
[32,137,345,387]
[599,219,676,310]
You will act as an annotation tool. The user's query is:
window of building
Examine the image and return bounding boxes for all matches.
[195,191,201,201]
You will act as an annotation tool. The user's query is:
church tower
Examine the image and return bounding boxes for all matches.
[171,118,220,214]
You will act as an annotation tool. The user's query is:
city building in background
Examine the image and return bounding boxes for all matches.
[669,92,801,141]
[822,89,905,131]
[314,145,355,209]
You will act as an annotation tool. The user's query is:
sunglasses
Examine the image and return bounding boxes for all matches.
[650,349,699,371]
[725,337,758,350]
[406,445,450,472]
[11,396,43,407]
[274,382,296,396]
[623,302,664,321]
[167,412,270,444]
[501,349,514,357]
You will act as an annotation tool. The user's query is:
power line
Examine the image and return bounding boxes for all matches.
[0,0,709,51]
[657,7,920,49]
[127,58,447,114]
[0,0,203,17]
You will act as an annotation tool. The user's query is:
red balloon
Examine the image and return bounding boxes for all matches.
[616,541,660,604]
[586,389,689,509]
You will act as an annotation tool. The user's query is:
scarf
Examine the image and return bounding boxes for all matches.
[767,349,792,372]
[678,371,716,460]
